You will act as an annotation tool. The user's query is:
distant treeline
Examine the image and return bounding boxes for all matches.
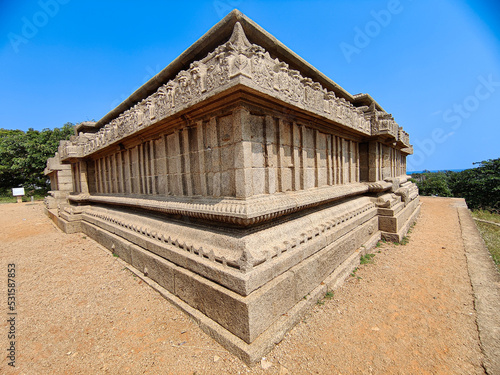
[0,123,75,196]
[411,158,500,212]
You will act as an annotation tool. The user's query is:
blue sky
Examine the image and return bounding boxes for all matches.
[1,0,499,171]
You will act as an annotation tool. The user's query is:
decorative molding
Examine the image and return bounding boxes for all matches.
[366,181,393,193]
[263,201,375,267]
[68,182,385,226]
[82,200,375,273]
[61,22,382,161]
[85,209,238,268]
[398,127,410,147]
[59,140,84,160]
[359,102,401,141]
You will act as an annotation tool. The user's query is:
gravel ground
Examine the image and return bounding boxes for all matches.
[0,197,485,374]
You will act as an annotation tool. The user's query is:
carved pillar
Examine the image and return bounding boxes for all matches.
[367,141,379,182]
[87,160,96,194]
[359,142,369,182]
[79,161,89,194]
[234,107,253,198]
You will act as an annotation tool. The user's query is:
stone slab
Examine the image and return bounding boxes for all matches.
[379,196,420,234]
[378,201,404,216]
[45,208,81,233]
[381,200,421,242]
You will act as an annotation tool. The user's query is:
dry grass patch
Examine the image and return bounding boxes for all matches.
[472,210,500,271]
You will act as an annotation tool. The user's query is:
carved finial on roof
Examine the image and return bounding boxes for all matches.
[228,21,251,50]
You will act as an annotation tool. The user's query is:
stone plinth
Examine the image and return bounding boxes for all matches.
[44,10,420,365]
[44,152,73,209]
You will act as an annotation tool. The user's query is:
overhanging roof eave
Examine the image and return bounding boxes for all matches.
[94,9,357,130]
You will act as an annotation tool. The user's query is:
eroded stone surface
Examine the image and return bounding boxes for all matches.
[44,10,420,364]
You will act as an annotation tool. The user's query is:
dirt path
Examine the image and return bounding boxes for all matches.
[0,197,486,374]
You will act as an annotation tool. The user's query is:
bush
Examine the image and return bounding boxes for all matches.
[416,171,453,197]
[414,158,500,212]
[0,123,75,195]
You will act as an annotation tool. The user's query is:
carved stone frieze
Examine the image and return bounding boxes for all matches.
[67,181,390,227]
[80,199,375,273]
[71,22,372,158]
[398,127,410,147]
[357,101,411,146]
[45,10,419,364]
[59,140,84,160]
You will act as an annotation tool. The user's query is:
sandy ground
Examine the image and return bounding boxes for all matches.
[0,197,486,374]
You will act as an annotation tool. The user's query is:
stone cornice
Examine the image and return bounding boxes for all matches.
[68,182,391,227]
[61,22,414,162]
[62,22,374,161]
[91,10,358,133]
[357,102,411,148]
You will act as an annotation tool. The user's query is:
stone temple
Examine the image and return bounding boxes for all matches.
[44,10,420,364]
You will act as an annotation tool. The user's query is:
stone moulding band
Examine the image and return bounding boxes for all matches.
[68,181,392,226]
[60,22,397,162]
[44,9,418,365]
[77,196,377,298]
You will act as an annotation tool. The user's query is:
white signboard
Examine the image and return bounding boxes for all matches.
[12,188,25,196]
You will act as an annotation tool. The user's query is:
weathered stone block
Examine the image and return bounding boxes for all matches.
[246,271,296,343]
[252,168,266,196]
[174,266,250,342]
[280,167,293,192]
[130,244,175,293]
[251,142,265,168]
[379,196,420,233]
[44,10,418,365]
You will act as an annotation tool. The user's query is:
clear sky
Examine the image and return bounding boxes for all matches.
[1,0,499,171]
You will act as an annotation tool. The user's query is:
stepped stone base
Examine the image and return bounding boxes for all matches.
[43,10,420,365]
[46,187,419,364]
[380,197,421,242]
[45,208,81,234]
[120,235,377,364]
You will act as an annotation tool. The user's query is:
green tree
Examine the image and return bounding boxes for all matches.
[416,171,453,197]
[0,123,75,195]
[415,158,500,212]
[449,158,500,212]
